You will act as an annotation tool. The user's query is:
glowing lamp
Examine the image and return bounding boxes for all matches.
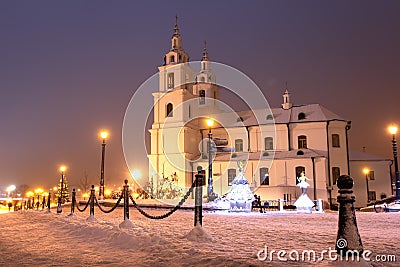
[104,189,112,197]
[131,169,141,179]
[100,130,109,140]
[363,168,370,175]
[60,165,67,173]
[388,125,398,135]
[6,185,16,192]
[206,118,214,128]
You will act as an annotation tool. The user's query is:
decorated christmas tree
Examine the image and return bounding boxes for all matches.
[55,175,70,203]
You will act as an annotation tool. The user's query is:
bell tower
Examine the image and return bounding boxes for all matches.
[193,41,219,110]
[158,16,194,92]
[282,83,293,110]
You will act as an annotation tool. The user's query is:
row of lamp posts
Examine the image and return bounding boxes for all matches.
[56,130,109,213]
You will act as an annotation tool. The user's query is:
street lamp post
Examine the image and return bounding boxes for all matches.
[57,165,66,213]
[99,130,108,200]
[206,118,215,201]
[363,168,370,204]
[388,125,400,200]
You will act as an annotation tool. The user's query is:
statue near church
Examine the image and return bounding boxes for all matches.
[294,172,315,213]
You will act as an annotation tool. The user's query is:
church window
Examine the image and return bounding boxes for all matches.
[228,169,236,186]
[264,137,273,150]
[368,191,376,201]
[295,166,305,184]
[332,134,340,147]
[200,76,205,82]
[166,103,173,117]
[199,90,205,105]
[266,114,273,120]
[332,167,340,185]
[167,73,174,89]
[298,135,307,149]
[298,112,306,120]
[235,139,243,152]
[368,170,375,180]
[260,167,269,185]
[170,55,175,63]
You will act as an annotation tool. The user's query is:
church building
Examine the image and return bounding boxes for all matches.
[147,19,392,209]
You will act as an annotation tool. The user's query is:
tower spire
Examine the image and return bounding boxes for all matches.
[202,40,209,61]
[173,15,180,37]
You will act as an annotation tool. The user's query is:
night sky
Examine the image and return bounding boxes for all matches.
[1,1,399,190]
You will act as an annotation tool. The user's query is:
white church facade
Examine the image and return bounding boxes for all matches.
[147,20,392,209]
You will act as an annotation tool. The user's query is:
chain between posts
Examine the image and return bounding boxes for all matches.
[95,194,124,213]
[75,193,92,212]
[129,180,196,220]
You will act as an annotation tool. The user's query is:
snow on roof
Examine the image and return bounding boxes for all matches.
[216,103,346,128]
[349,150,391,161]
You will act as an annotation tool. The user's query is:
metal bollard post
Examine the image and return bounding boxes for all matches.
[194,167,205,227]
[336,175,363,255]
[42,196,45,210]
[70,188,76,215]
[47,193,51,212]
[123,180,130,221]
[89,185,95,217]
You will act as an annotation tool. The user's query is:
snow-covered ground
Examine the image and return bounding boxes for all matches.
[0,207,399,266]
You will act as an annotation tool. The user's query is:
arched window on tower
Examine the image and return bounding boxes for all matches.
[170,55,175,63]
[166,103,173,117]
[199,90,205,105]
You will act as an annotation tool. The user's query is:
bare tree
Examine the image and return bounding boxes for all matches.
[78,170,91,193]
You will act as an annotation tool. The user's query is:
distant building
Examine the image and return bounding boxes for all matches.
[147,20,392,209]
[349,151,392,208]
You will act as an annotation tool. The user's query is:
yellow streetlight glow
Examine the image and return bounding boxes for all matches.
[6,185,16,192]
[82,192,90,199]
[131,169,141,179]
[100,130,109,140]
[94,186,100,192]
[104,189,112,197]
[26,191,34,197]
[206,118,214,128]
[34,188,44,195]
[53,186,58,191]
[363,168,370,175]
[388,125,398,135]
[59,165,67,172]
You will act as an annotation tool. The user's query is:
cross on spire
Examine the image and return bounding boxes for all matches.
[202,39,209,61]
[173,15,179,36]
